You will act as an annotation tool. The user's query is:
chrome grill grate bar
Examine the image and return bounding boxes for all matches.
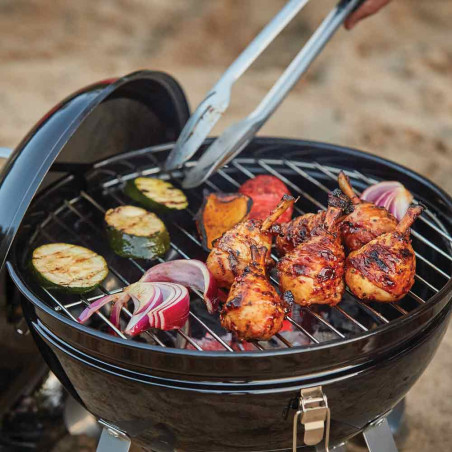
[333,305,368,331]
[415,252,449,279]
[28,152,451,353]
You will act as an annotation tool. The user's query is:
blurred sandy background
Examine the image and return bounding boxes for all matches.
[0,0,450,451]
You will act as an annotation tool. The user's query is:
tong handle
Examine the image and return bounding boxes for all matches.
[217,0,310,89]
[252,0,365,124]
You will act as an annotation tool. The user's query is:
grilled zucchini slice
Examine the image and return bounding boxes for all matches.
[105,205,170,259]
[31,243,108,293]
[125,177,188,212]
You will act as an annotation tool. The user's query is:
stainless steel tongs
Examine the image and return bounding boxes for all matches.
[165,0,365,188]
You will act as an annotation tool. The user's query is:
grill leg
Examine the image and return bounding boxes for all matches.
[363,418,398,452]
[387,399,405,435]
[97,426,131,452]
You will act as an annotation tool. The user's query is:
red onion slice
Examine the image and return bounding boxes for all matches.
[123,283,163,336]
[109,292,131,329]
[392,190,413,222]
[78,293,119,324]
[125,282,163,315]
[361,181,401,204]
[147,283,190,331]
[374,190,397,211]
[361,181,413,220]
[141,259,218,313]
[123,282,189,336]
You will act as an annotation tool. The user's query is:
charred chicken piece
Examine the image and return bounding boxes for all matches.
[277,206,345,306]
[273,189,350,256]
[338,171,398,252]
[207,195,295,288]
[273,211,326,256]
[221,245,286,341]
[345,205,423,302]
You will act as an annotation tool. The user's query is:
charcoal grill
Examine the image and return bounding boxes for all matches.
[1,71,451,452]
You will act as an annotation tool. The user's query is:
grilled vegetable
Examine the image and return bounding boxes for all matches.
[124,282,190,335]
[239,175,293,224]
[105,205,170,260]
[79,293,126,324]
[32,243,108,293]
[141,259,219,313]
[123,282,163,336]
[361,181,413,221]
[125,177,188,212]
[195,192,252,249]
[78,282,190,335]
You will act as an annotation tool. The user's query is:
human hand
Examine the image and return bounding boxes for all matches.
[344,0,392,30]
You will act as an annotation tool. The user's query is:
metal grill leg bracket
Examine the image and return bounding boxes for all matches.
[363,418,398,452]
[97,420,131,452]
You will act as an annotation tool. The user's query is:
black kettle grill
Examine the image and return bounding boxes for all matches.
[0,71,451,452]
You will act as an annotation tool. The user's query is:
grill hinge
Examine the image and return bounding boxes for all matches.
[293,386,330,451]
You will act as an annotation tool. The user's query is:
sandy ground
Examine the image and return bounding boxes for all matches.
[0,0,451,451]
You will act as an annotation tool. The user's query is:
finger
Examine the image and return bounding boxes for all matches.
[344,0,392,30]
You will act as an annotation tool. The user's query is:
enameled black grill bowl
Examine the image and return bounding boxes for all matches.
[7,140,452,451]
[3,72,451,451]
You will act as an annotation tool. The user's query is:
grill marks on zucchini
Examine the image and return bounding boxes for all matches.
[125,177,188,212]
[106,206,163,236]
[105,205,170,260]
[32,243,108,293]
[31,178,182,291]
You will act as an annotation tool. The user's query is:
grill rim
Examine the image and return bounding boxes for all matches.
[32,307,452,389]
[7,138,452,359]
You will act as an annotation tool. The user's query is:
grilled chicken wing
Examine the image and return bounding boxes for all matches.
[277,206,345,306]
[338,171,397,252]
[345,205,422,302]
[207,195,295,288]
[221,245,286,341]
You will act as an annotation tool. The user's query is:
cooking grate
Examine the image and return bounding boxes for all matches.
[21,144,452,352]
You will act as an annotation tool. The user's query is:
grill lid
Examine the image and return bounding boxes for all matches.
[0,71,190,271]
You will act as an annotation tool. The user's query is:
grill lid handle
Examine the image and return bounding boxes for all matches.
[0,71,190,272]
